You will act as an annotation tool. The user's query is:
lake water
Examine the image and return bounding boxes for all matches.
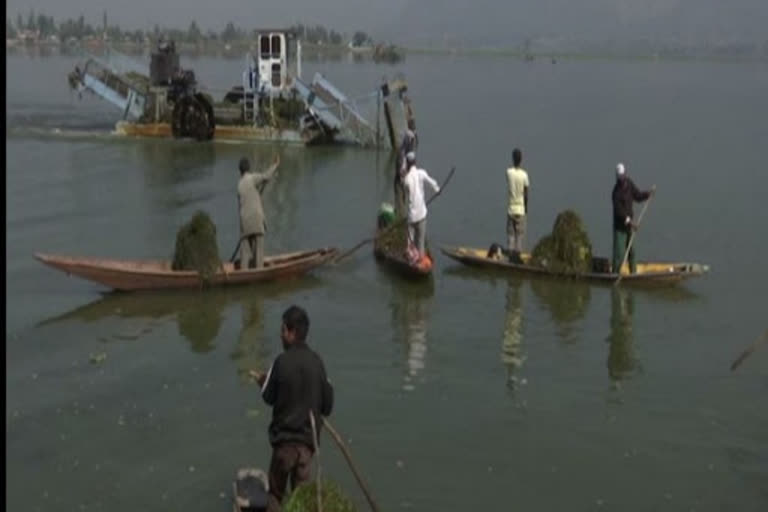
[6,49,768,511]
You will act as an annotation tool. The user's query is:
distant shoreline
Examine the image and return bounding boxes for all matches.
[6,40,765,64]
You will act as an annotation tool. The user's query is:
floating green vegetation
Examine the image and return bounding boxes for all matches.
[376,204,409,257]
[283,479,358,512]
[530,210,593,274]
[171,210,221,283]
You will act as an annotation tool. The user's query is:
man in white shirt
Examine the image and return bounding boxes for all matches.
[505,148,529,254]
[402,151,440,258]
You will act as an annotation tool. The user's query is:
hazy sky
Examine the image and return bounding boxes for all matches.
[7,0,768,45]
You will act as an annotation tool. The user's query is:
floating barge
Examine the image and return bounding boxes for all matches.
[67,29,414,148]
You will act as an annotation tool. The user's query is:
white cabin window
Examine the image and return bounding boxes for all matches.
[271,63,281,87]
[271,35,281,58]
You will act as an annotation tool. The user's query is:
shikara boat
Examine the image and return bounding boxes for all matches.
[440,246,709,286]
[373,241,434,279]
[34,248,338,291]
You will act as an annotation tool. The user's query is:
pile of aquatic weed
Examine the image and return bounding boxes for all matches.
[376,220,411,257]
[171,210,221,282]
[283,479,358,512]
[530,210,593,274]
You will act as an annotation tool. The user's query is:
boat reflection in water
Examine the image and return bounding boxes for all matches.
[530,277,592,344]
[230,293,268,383]
[389,280,434,392]
[606,287,640,384]
[37,277,325,365]
[501,279,525,391]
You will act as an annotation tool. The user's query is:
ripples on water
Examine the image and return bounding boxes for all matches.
[6,52,768,512]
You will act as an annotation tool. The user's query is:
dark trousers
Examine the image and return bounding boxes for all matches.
[266,442,313,512]
[612,228,636,274]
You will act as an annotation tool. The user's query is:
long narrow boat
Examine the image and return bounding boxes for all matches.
[34,248,338,291]
[440,246,709,286]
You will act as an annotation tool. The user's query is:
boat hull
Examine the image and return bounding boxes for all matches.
[440,246,708,286]
[373,244,433,279]
[35,248,338,291]
[115,121,318,145]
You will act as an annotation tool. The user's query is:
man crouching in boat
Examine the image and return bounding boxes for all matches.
[403,151,440,262]
[254,305,334,512]
[612,163,655,274]
[237,154,280,269]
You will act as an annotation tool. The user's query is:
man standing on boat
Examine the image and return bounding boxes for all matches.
[403,151,440,259]
[394,119,418,217]
[612,163,655,274]
[255,305,334,512]
[506,148,529,256]
[238,154,280,269]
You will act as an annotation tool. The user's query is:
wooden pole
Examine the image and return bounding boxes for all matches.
[615,192,654,285]
[730,329,768,371]
[321,418,380,512]
[310,412,323,512]
[380,82,397,151]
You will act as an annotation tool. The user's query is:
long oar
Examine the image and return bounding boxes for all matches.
[615,190,654,285]
[333,166,456,264]
[730,329,768,372]
[321,417,381,512]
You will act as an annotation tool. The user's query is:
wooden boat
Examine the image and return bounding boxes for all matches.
[373,239,433,279]
[232,468,269,512]
[440,246,709,286]
[34,248,338,292]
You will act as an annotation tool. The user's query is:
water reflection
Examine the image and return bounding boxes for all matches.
[501,279,525,391]
[176,293,226,353]
[135,139,217,188]
[606,287,640,382]
[530,278,591,343]
[37,277,324,358]
[389,281,434,391]
[230,293,268,382]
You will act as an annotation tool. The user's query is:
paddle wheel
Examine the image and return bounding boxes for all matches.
[171,93,215,141]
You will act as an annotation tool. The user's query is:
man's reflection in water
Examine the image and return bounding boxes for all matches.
[391,285,432,392]
[231,297,268,382]
[606,287,640,383]
[501,280,525,391]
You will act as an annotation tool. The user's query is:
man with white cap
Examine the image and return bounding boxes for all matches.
[402,151,440,259]
[611,162,655,274]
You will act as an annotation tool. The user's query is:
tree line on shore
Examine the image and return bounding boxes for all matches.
[6,9,375,48]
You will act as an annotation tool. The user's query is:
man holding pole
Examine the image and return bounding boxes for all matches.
[612,163,655,274]
[237,154,280,269]
[402,151,440,260]
[254,305,334,512]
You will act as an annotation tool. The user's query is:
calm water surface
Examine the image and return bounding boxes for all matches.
[6,50,768,511]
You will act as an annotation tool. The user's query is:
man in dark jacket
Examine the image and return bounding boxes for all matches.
[612,163,655,274]
[256,305,334,512]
